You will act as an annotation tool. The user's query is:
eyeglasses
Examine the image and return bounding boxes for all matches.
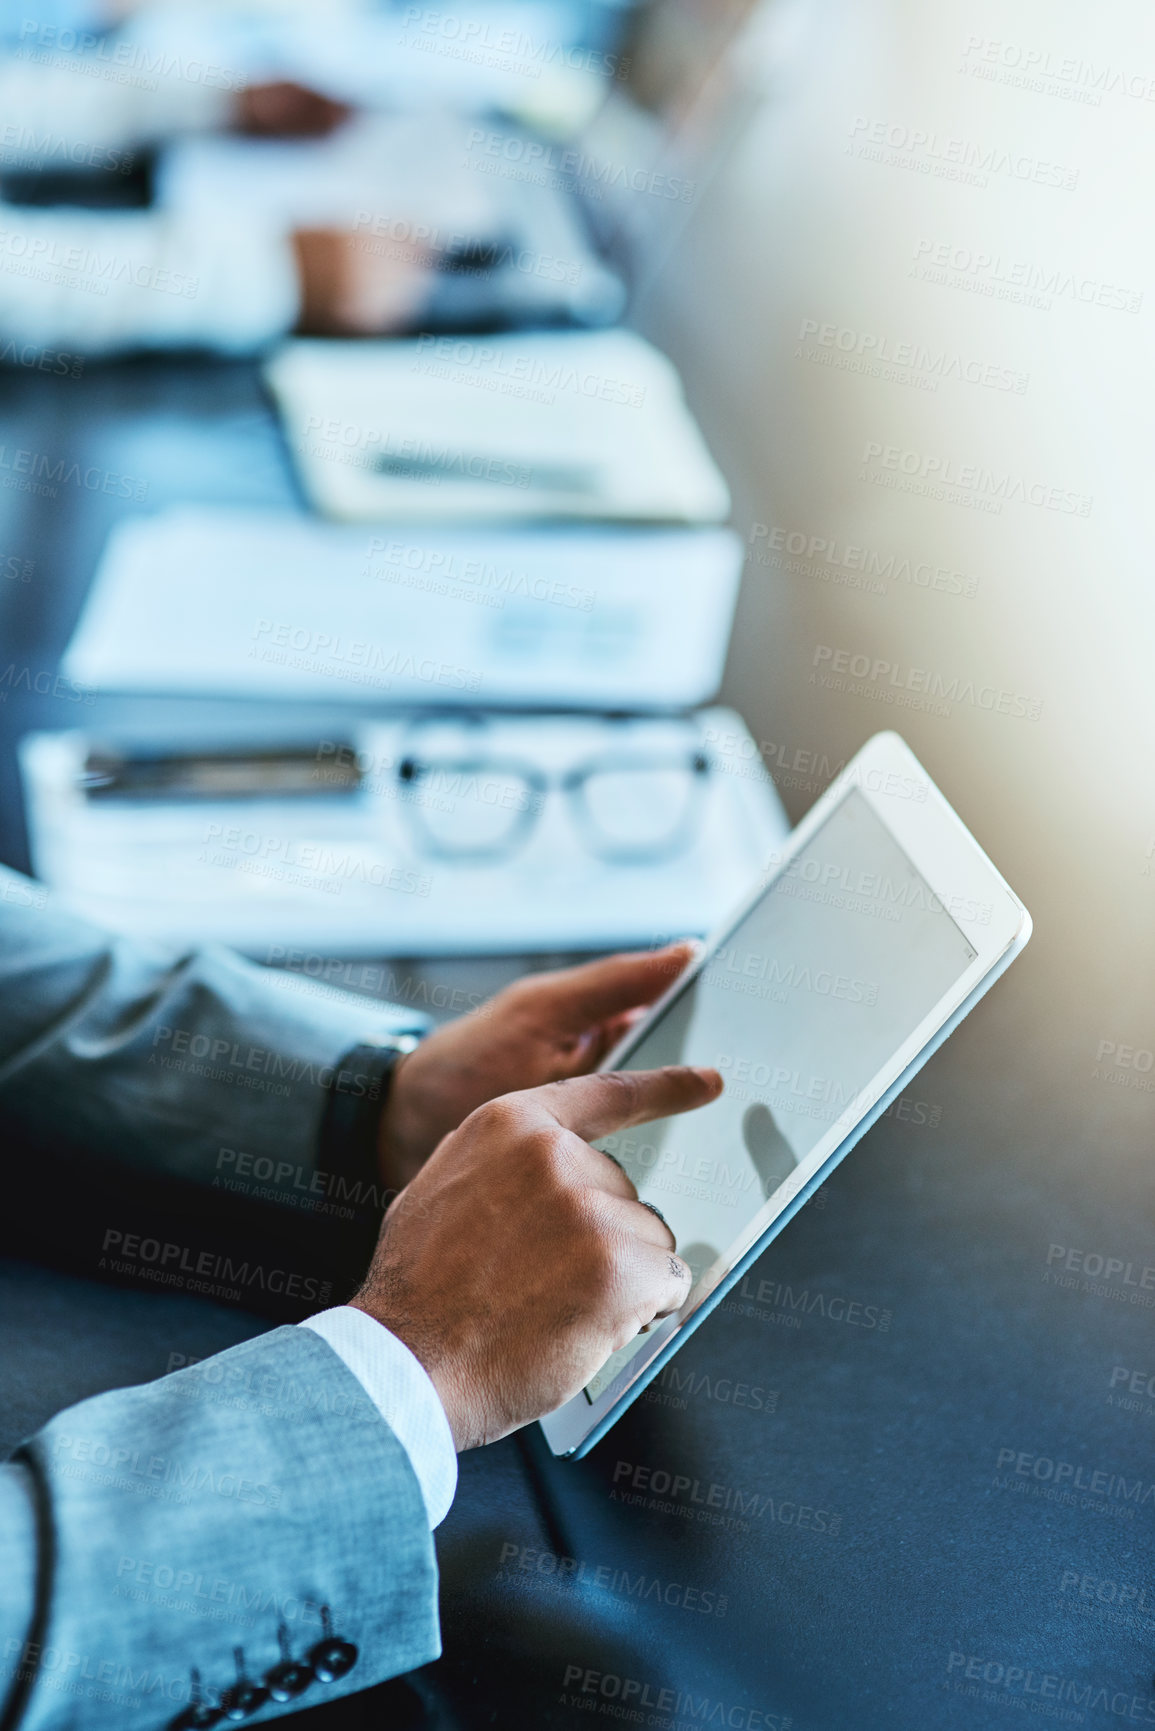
[392,715,712,864]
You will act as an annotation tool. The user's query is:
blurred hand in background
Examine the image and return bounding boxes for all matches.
[233,79,352,139]
[291,225,435,334]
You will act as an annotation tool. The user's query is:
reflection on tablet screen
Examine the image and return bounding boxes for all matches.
[584,788,977,1401]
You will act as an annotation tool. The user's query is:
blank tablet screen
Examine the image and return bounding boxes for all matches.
[585,788,977,1400]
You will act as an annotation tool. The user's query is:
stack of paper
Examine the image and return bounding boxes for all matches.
[265,331,731,523]
[21,711,789,955]
[158,111,501,238]
[61,510,743,709]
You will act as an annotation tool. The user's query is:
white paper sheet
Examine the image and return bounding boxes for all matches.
[62,509,743,709]
[157,111,500,235]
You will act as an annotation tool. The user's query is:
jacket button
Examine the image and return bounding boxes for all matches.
[219,1649,269,1720]
[267,1659,314,1703]
[169,1670,222,1729]
[309,1639,358,1683]
[220,1679,268,1721]
[267,1626,314,1703]
[168,1706,223,1731]
[308,1608,358,1683]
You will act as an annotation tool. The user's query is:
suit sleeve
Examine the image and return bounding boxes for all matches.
[0,1327,441,1729]
[0,865,429,1194]
[0,47,236,159]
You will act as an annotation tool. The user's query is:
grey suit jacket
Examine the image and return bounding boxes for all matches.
[0,866,441,1726]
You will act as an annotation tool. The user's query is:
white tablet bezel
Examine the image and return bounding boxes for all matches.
[539,730,1031,1457]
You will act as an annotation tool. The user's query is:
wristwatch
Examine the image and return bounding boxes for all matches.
[317,1032,424,1256]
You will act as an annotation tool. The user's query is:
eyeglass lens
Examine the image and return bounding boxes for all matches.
[397,745,709,863]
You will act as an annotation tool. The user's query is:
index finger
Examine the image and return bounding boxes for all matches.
[537,1065,723,1142]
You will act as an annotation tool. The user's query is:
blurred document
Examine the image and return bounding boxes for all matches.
[266,332,731,522]
[61,510,743,709]
[158,111,497,235]
[20,710,789,955]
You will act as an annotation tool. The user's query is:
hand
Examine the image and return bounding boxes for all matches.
[290,227,433,335]
[378,942,698,1194]
[352,1065,723,1449]
[233,80,350,139]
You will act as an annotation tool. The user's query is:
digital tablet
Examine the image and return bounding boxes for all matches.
[540,731,1031,1458]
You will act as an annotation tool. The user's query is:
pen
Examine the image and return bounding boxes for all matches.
[373,451,601,492]
[79,744,362,801]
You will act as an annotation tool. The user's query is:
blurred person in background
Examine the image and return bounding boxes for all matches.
[0,24,434,349]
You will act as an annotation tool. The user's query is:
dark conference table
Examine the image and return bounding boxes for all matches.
[1,356,1152,1731]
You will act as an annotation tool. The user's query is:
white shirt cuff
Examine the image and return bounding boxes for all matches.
[301,1306,458,1528]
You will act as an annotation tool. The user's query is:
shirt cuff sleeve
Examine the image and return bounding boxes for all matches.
[301,1307,458,1529]
[0,205,301,356]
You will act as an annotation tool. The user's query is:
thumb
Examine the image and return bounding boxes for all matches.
[534,942,699,1036]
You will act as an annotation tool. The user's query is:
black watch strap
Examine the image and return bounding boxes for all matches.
[317,1035,420,1243]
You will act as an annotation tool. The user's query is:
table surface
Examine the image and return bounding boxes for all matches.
[1,357,1152,1731]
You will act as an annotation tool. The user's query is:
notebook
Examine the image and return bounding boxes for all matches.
[264,331,731,523]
